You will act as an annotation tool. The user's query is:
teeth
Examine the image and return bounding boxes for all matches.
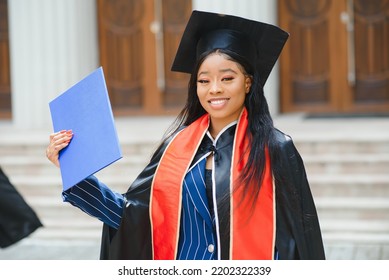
[209,99,227,105]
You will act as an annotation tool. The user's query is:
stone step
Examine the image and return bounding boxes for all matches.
[33,227,101,241]
[303,154,389,175]
[323,232,389,244]
[320,219,389,245]
[320,219,389,233]
[308,174,389,197]
[0,239,101,260]
[294,139,389,155]
[315,197,389,220]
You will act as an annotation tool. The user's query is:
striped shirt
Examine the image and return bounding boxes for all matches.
[62,176,123,229]
[177,158,217,259]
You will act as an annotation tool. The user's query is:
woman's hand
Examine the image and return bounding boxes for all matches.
[46,130,73,167]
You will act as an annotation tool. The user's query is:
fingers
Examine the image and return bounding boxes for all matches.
[46,130,73,167]
[49,130,73,145]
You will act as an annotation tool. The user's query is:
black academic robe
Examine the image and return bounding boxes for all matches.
[99,126,325,260]
[0,167,43,248]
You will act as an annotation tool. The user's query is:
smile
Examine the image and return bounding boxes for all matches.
[208,98,229,105]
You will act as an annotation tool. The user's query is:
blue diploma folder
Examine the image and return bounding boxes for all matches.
[49,67,122,191]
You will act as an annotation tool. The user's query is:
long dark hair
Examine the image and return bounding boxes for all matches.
[163,49,281,210]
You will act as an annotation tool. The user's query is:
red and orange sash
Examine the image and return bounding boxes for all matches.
[150,108,275,259]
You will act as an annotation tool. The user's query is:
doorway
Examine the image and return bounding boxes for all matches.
[278,0,389,114]
[0,0,11,119]
[97,0,192,116]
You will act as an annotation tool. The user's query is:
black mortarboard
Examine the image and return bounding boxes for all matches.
[171,10,289,86]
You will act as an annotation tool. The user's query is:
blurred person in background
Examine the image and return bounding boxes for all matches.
[0,166,43,248]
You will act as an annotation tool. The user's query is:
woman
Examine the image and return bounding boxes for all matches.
[46,10,325,260]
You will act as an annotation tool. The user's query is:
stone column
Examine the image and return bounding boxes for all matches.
[8,0,99,129]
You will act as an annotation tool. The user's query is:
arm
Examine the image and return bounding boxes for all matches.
[62,175,125,229]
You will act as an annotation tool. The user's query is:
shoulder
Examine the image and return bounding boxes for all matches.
[271,128,306,170]
[271,128,304,165]
[273,128,295,151]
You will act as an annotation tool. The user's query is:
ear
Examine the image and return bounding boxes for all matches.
[245,76,252,94]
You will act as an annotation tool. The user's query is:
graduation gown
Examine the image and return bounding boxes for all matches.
[0,167,43,248]
[100,110,325,260]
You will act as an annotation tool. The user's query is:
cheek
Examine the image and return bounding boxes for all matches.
[233,84,248,99]
[235,87,248,107]
[239,93,247,106]
[196,88,208,106]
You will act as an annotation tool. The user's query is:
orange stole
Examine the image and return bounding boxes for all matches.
[150,114,209,260]
[150,109,275,259]
[231,109,275,259]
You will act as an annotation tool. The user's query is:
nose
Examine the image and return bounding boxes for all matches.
[209,80,222,94]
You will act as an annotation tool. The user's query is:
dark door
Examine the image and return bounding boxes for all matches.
[0,0,11,119]
[279,0,389,114]
[97,0,192,116]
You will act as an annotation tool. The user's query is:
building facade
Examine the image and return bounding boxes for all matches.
[0,0,388,129]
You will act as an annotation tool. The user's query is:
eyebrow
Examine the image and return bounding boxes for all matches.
[198,68,239,76]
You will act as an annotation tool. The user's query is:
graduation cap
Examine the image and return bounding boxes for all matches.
[171,10,289,87]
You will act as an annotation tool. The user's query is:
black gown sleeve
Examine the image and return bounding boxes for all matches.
[274,132,325,260]
[0,167,43,248]
[289,141,325,259]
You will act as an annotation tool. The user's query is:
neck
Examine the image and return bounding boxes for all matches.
[208,119,238,140]
[208,121,225,139]
[208,110,245,139]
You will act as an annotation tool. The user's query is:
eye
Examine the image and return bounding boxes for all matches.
[197,79,209,84]
[222,76,234,82]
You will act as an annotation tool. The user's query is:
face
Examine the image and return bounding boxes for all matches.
[196,53,252,134]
